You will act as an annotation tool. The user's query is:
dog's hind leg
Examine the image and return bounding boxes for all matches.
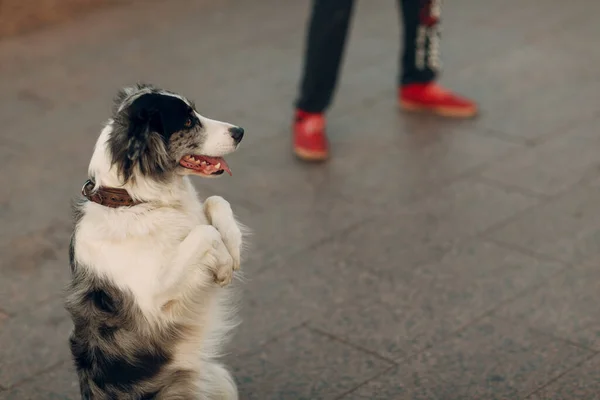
[198,361,238,400]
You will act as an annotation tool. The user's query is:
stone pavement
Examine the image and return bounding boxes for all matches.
[1,0,600,398]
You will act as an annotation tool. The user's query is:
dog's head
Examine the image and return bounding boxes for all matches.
[107,84,244,183]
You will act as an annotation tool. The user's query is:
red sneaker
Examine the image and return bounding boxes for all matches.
[293,110,329,161]
[399,82,478,118]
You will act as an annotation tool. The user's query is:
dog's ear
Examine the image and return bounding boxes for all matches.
[112,87,134,115]
[109,105,172,183]
[111,83,156,116]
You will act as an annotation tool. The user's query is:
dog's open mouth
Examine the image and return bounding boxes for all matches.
[179,155,232,176]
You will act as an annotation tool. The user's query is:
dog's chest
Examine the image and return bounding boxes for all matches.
[75,205,206,308]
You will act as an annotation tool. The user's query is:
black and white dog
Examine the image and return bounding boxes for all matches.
[65,84,246,399]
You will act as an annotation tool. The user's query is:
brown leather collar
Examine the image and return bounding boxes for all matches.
[81,179,142,208]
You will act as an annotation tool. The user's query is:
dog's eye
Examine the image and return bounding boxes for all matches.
[184,118,193,128]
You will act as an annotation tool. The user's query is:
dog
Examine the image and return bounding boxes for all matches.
[65,83,246,399]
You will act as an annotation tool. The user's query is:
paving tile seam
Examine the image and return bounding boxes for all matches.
[334,364,398,400]
[334,123,525,193]
[522,352,600,400]
[483,237,573,268]
[291,230,572,330]
[472,126,538,147]
[471,175,552,201]
[108,238,573,388]
[478,161,600,201]
[456,271,574,336]
[329,160,517,225]
[312,283,579,371]
[420,241,568,314]
[477,187,568,240]
[361,141,538,215]
[4,359,70,390]
[305,325,399,366]
[395,293,573,363]
[250,216,373,277]
[230,321,309,359]
[334,207,555,283]
[331,317,591,399]
[479,108,599,146]
[335,154,496,204]
[479,169,600,251]
[526,327,600,354]
[520,113,600,149]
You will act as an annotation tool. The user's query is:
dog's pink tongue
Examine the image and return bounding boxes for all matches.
[202,156,232,176]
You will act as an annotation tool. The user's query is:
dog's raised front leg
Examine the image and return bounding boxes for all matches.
[170,225,235,289]
[203,196,243,272]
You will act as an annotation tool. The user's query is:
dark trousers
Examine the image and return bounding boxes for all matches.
[296,0,441,113]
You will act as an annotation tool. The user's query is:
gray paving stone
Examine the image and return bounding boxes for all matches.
[307,240,564,359]
[496,256,600,350]
[489,179,600,264]
[548,9,600,58]
[342,318,591,400]
[335,138,524,209]
[0,118,88,245]
[0,298,72,388]
[480,122,600,196]
[0,222,71,314]
[0,362,79,400]
[529,354,600,400]
[263,151,537,257]
[441,0,591,72]
[371,177,538,241]
[228,237,382,355]
[324,98,522,205]
[230,326,393,400]
[445,33,600,143]
[228,176,540,357]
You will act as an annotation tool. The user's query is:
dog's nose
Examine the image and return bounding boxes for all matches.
[228,126,244,144]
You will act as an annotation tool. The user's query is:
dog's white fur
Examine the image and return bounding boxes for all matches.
[74,94,245,398]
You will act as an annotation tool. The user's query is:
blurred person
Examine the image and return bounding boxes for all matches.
[293,0,477,161]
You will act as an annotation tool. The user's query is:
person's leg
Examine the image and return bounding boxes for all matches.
[397,0,477,118]
[296,0,355,113]
[399,0,439,85]
[293,0,355,161]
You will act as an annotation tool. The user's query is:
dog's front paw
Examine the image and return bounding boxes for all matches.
[204,227,235,287]
[229,242,241,272]
[204,196,243,272]
[214,262,234,287]
[184,225,235,287]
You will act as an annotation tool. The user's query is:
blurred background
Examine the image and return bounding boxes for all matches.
[1,0,600,399]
